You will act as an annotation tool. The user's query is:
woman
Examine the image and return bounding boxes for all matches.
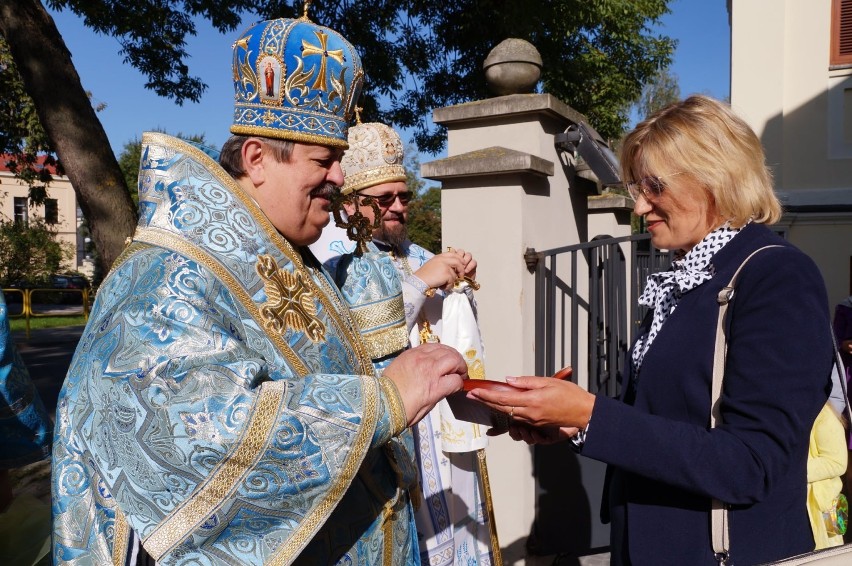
[832,295,852,517]
[469,95,834,564]
[806,404,847,549]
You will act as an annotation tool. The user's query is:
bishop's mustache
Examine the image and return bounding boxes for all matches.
[383,213,405,223]
[310,183,340,199]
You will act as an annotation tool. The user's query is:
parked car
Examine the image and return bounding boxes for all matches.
[50,275,71,289]
[50,274,90,289]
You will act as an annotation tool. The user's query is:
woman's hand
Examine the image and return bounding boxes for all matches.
[467,375,596,430]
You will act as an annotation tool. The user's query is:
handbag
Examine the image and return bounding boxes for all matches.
[823,493,848,538]
[709,246,852,565]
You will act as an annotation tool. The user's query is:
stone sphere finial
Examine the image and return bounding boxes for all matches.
[483,38,542,96]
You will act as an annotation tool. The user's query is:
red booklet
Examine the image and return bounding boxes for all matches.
[446,367,572,427]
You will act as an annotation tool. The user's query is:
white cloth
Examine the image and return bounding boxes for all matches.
[438,285,489,453]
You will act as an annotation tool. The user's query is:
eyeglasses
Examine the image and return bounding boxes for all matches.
[624,172,685,201]
[358,192,412,208]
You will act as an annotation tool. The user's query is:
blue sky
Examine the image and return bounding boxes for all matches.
[47,0,730,157]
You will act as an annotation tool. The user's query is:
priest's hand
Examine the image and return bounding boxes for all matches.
[414,248,477,291]
[383,343,466,426]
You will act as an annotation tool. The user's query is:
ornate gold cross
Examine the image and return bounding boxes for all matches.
[257,255,325,342]
[301,31,345,92]
[331,193,381,256]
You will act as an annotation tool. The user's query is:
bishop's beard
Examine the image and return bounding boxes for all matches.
[375,216,408,253]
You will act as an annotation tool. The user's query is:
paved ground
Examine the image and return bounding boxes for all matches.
[9,325,85,506]
[13,325,85,416]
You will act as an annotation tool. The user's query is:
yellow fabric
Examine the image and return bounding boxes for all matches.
[806,404,848,549]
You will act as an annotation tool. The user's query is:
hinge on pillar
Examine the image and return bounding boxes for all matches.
[524,248,540,272]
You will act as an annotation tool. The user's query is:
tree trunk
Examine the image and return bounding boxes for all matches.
[0,0,137,274]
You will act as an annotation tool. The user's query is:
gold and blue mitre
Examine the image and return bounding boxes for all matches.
[230,16,364,147]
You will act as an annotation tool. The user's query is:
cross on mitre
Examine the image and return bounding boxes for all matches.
[302,31,345,92]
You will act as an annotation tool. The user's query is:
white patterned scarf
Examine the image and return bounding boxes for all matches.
[632,223,741,370]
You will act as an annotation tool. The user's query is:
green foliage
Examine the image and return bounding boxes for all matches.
[401,146,442,253]
[0,219,73,286]
[117,137,142,208]
[635,67,681,121]
[0,36,56,204]
[41,1,675,153]
[9,316,86,332]
[299,1,677,152]
[406,186,442,254]
[45,0,251,104]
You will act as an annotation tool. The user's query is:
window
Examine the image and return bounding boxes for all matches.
[13,197,28,224]
[831,0,852,67]
[44,198,58,224]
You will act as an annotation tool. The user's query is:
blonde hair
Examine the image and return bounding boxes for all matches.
[620,95,781,227]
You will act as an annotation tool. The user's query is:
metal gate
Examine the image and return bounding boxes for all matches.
[522,233,674,557]
[526,233,674,395]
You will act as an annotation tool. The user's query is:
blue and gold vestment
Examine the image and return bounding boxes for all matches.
[0,290,52,469]
[52,133,419,565]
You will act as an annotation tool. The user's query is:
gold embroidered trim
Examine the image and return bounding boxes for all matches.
[382,502,395,566]
[110,241,152,274]
[361,324,409,360]
[139,132,374,376]
[341,164,407,195]
[143,381,288,558]
[477,449,504,566]
[257,254,326,342]
[132,227,309,376]
[268,375,380,565]
[112,508,130,566]
[349,297,406,332]
[229,124,349,148]
[349,296,408,358]
[307,264,375,375]
[379,376,406,437]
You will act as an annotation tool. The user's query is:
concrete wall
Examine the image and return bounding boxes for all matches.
[730,0,852,303]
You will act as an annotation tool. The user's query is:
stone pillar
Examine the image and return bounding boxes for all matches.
[422,93,598,562]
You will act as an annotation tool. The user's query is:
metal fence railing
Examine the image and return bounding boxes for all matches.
[3,287,91,339]
[526,233,675,398]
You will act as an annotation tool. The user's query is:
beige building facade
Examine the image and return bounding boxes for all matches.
[730,0,852,304]
[0,158,92,276]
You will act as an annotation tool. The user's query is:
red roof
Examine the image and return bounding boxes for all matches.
[0,154,62,175]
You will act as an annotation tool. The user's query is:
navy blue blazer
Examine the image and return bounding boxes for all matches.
[582,223,833,565]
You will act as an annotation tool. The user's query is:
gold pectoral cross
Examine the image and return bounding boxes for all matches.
[301,31,345,92]
[257,254,326,342]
